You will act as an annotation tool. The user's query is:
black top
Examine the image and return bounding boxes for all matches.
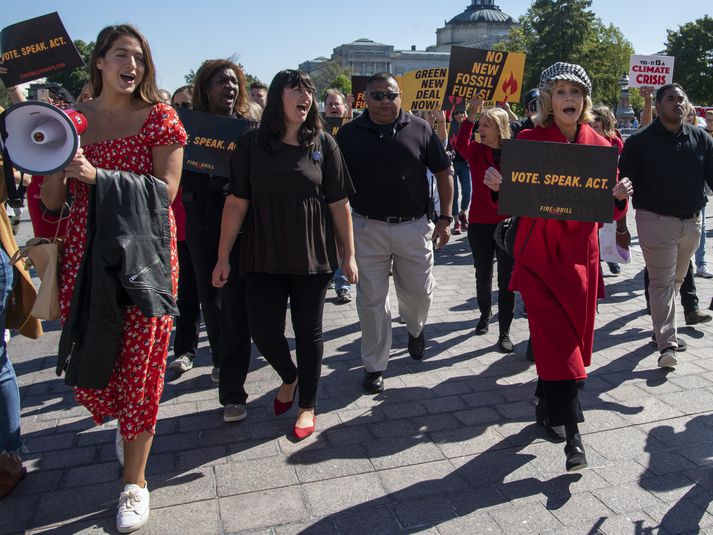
[336,109,451,218]
[619,118,713,217]
[230,129,355,274]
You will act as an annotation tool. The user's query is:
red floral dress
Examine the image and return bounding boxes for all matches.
[59,103,186,440]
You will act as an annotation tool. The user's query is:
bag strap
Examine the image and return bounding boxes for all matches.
[0,110,27,208]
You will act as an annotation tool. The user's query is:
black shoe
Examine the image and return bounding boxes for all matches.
[565,436,588,472]
[535,402,566,443]
[650,333,687,351]
[685,308,713,326]
[526,339,535,362]
[497,333,514,353]
[475,314,491,335]
[607,262,621,274]
[407,331,425,360]
[363,371,384,394]
[710,298,713,311]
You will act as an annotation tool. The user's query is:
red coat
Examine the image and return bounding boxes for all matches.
[455,120,508,224]
[511,123,627,381]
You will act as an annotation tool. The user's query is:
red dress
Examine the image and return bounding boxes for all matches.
[59,103,186,440]
[511,123,627,381]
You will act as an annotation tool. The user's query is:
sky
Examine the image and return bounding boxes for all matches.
[3,1,711,94]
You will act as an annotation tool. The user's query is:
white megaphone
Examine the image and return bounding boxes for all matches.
[0,101,88,175]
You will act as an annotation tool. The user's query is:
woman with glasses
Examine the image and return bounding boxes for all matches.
[590,105,625,275]
[213,70,357,439]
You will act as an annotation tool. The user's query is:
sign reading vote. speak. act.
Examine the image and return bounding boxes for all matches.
[0,12,84,87]
[442,47,526,112]
[499,139,619,223]
[178,109,255,178]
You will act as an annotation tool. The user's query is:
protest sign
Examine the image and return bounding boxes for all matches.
[0,13,84,87]
[442,47,526,112]
[401,68,448,111]
[178,109,255,177]
[499,139,619,223]
[351,76,369,110]
[321,115,346,136]
[629,55,674,88]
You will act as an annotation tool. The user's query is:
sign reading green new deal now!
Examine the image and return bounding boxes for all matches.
[499,139,619,223]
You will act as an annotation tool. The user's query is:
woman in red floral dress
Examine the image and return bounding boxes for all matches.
[41,25,185,533]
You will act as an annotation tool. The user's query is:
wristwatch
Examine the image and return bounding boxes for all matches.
[437,215,453,224]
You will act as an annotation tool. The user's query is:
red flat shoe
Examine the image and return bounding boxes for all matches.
[274,385,297,416]
[293,415,316,440]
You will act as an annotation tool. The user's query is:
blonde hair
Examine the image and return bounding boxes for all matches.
[534,80,593,128]
[591,105,617,138]
[479,107,511,142]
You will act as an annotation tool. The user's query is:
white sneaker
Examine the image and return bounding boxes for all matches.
[116,483,150,533]
[696,265,713,279]
[115,428,124,467]
[169,353,194,373]
[210,366,220,384]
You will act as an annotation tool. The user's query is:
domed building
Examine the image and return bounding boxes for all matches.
[299,1,517,78]
[428,0,516,52]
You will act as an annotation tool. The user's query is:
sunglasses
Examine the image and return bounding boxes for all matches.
[172,102,191,109]
[367,91,400,102]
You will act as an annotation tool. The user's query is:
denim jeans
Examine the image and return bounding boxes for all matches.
[0,248,20,454]
[452,161,471,215]
[333,268,350,292]
[695,206,707,268]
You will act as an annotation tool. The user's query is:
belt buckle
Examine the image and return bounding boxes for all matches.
[386,216,398,223]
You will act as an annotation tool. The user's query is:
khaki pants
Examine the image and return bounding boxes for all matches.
[353,213,435,372]
[636,209,701,352]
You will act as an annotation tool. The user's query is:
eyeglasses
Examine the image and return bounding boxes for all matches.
[172,102,191,109]
[367,91,400,102]
[591,117,602,122]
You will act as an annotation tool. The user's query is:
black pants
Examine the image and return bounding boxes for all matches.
[535,378,584,427]
[173,240,201,357]
[186,228,251,405]
[644,261,698,313]
[246,272,331,409]
[467,223,515,334]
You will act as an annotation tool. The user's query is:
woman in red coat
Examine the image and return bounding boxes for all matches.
[456,104,516,352]
[484,63,633,471]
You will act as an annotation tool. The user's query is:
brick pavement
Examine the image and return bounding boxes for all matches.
[4,210,713,535]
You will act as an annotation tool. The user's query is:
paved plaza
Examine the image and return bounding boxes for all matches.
[5,209,713,535]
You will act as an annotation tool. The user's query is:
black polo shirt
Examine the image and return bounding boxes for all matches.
[619,118,713,217]
[336,109,451,218]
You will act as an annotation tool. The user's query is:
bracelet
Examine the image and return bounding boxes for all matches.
[616,229,630,234]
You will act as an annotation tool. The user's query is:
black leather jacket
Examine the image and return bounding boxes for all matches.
[57,169,178,388]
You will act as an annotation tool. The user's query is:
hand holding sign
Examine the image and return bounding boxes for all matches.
[484,167,502,192]
[613,176,633,201]
[467,96,483,121]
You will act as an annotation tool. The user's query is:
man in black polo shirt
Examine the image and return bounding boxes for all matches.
[336,72,453,393]
[620,83,713,368]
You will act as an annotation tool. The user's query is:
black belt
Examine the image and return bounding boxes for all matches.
[679,211,700,220]
[356,212,419,224]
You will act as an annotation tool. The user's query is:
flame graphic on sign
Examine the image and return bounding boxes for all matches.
[501,72,518,102]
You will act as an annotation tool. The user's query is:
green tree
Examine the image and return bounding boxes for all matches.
[0,85,11,109]
[665,15,713,105]
[324,74,351,99]
[46,39,94,99]
[310,60,352,101]
[497,0,633,110]
[184,69,195,85]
